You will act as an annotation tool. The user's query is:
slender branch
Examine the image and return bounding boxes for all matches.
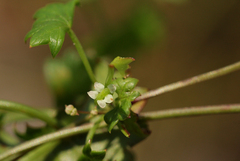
[85,116,103,144]
[134,61,240,102]
[0,100,58,127]
[67,29,96,83]
[1,104,240,160]
[140,104,240,120]
[0,122,107,160]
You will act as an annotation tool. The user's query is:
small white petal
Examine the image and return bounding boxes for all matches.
[97,100,106,108]
[94,82,104,92]
[87,91,98,99]
[107,84,117,93]
[104,94,114,103]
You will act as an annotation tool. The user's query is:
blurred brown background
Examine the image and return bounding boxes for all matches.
[1,0,240,160]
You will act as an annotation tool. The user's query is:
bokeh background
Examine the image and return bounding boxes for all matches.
[1,0,240,160]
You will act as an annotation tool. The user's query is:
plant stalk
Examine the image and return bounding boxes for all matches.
[68,29,96,83]
[85,116,103,144]
[0,122,107,160]
[1,104,240,160]
[140,104,240,120]
[134,61,240,102]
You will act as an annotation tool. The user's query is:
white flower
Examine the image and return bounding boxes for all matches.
[87,82,116,108]
[94,82,104,92]
[87,91,98,99]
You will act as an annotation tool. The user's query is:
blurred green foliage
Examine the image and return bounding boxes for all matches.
[93,5,165,57]
[43,49,92,108]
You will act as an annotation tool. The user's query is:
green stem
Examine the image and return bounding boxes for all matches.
[134,61,240,102]
[67,29,96,83]
[140,104,240,120]
[0,100,58,127]
[0,122,107,161]
[2,104,240,160]
[85,116,103,144]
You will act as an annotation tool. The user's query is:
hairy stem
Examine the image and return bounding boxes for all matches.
[1,104,240,160]
[140,104,240,120]
[134,61,240,102]
[0,100,58,127]
[0,122,107,160]
[67,29,96,83]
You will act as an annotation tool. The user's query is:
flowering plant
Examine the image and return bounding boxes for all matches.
[0,0,240,160]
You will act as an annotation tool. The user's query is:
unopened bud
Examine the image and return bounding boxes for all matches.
[65,105,79,116]
[90,106,98,115]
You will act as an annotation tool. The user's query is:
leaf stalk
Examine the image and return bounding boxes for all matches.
[134,61,240,102]
[68,29,96,83]
[140,104,240,120]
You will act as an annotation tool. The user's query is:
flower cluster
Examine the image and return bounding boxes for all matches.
[87,82,116,108]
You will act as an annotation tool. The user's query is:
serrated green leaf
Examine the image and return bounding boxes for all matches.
[25,0,80,57]
[110,56,135,77]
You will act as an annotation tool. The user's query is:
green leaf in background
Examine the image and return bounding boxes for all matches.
[1,108,56,125]
[25,0,79,57]
[105,67,115,87]
[0,130,20,146]
[18,141,60,161]
[94,5,165,58]
[14,125,55,141]
[94,59,109,85]
[44,49,91,108]
[110,57,135,77]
